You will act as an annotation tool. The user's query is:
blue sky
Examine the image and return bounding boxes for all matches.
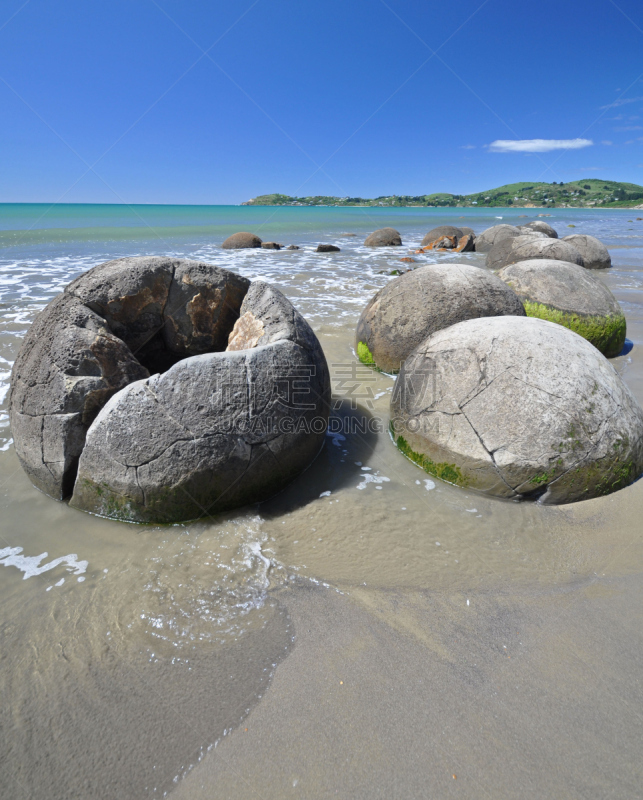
[1,0,642,204]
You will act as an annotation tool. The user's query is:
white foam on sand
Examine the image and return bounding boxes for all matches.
[0,546,88,581]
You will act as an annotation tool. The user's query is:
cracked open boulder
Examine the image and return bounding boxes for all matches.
[419,226,475,252]
[355,263,525,373]
[10,256,330,523]
[498,259,626,357]
[390,316,643,504]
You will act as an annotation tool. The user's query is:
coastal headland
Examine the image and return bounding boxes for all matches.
[243,179,643,209]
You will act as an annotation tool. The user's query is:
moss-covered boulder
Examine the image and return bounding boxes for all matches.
[390,316,643,504]
[355,263,525,373]
[562,233,611,269]
[498,259,625,357]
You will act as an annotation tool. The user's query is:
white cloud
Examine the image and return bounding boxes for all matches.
[602,140,613,145]
[600,96,643,109]
[488,138,593,153]
[460,144,476,150]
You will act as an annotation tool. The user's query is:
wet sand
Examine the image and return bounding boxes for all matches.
[174,570,643,800]
[1,208,642,798]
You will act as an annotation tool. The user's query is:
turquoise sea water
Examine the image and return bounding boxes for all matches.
[1,202,641,248]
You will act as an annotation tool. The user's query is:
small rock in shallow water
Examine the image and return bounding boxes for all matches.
[261,242,281,250]
[222,231,262,249]
[316,244,340,253]
[364,227,402,247]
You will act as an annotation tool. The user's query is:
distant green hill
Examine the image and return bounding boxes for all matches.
[242,180,643,208]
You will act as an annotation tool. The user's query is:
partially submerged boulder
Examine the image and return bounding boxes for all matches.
[562,234,611,269]
[222,232,262,249]
[364,228,402,247]
[10,257,330,522]
[261,242,281,250]
[487,235,585,271]
[417,233,474,253]
[355,263,525,373]
[390,316,643,504]
[421,226,463,247]
[317,244,340,253]
[519,220,558,238]
[474,224,520,253]
[498,259,626,357]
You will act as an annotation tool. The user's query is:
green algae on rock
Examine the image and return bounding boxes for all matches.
[390,427,467,487]
[522,301,626,358]
[498,258,626,357]
[390,316,643,504]
[357,340,375,365]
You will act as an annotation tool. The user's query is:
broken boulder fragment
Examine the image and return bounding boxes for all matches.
[10,257,330,522]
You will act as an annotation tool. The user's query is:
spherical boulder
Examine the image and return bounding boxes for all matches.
[459,226,475,238]
[519,220,558,238]
[421,226,463,247]
[498,259,626,357]
[474,224,520,253]
[222,232,262,249]
[487,234,585,271]
[390,316,643,504]
[10,257,330,522]
[562,234,611,269]
[364,227,402,247]
[355,263,525,373]
[516,227,549,238]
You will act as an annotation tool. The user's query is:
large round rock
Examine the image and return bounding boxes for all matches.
[364,227,402,247]
[474,224,520,253]
[498,259,625,357]
[222,232,262,249]
[487,234,585,271]
[10,257,330,522]
[562,233,611,269]
[355,264,525,373]
[390,316,643,504]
